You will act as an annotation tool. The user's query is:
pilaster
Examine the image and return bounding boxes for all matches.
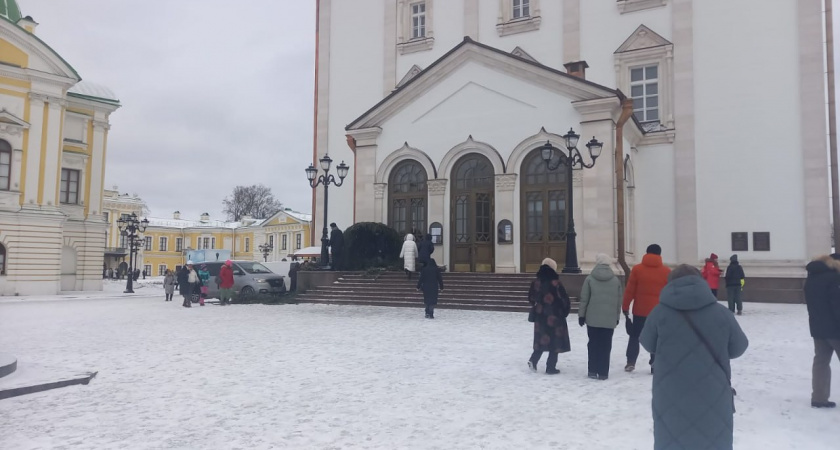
[578,120,617,267]
[346,127,382,223]
[495,174,517,273]
[464,0,479,40]
[562,0,581,63]
[88,118,109,218]
[42,99,64,207]
[22,93,45,206]
[374,183,387,223]
[427,179,447,267]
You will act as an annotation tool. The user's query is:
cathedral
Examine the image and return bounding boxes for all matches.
[313,0,832,278]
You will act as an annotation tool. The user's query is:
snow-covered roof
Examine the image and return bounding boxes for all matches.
[146,217,267,230]
[68,81,119,104]
[283,209,312,223]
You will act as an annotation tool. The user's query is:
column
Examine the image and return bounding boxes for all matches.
[88,118,109,218]
[42,98,64,207]
[22,93,45,206]
[578,120,617,268]
[494,174,517,273]
[426,179,447,268]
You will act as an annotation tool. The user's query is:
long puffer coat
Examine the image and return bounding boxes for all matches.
[804,255,840,339]
[578,263,623,329]
[416,258,444,305]
[528,265,571,354]
[640,275,749,450]
[399,234,418,272]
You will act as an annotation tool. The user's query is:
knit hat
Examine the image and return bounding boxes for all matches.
[541,258,558,271]
[646,244,662,255]
[595,253,613,266]
[730,254,738,262]
[710,253,718,260]
[668,264,702,282]
[186,260,194,265]
[225,260,232,266]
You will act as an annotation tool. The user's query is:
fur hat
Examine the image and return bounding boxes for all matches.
[668,264,702,282]
[646,244,662,255]
[541,258,558,271]
[595,253,613,266]
[710,253,719,260]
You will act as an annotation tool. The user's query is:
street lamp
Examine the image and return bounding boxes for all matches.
[305,154,350,267]
[116,212,149,293]
[540,128,603,274]
[258,243,273,262]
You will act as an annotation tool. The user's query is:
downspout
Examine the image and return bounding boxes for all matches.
[827,0,840,250]
[346,135,357,224]
[310,0,321,247]
[615,97,634,277]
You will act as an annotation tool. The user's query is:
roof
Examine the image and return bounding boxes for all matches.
[68,81,120,105]
[0,0,21,23]
[283,209,312,223]
[146,217,267,230]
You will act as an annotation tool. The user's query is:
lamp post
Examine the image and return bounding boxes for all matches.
[305,154,350,268]
[117,213,149,293]
[540,128,603,274]
[258,243,273,262]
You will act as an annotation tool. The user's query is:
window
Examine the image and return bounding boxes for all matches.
[411,2,426,39]
[158,265,167,276]
[245,237,250,252]
[296,233,301,250]
[103,212,109,223]
[0,243,5,275]
[389,160,428,235]
[120,234,127,249]
[0,140,11,191]
[630,65,659,123]
[60,169,80,204]
[144,236,152,251]
[269,235,275,249]
[211,237,216,249]
[144,264,151,276]
[513,0,529,19]
[203,237,210,249]
[175,238,183,252]
[282,235,288,250]
[159,237,168,252]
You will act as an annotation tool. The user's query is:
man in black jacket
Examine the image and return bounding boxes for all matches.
[329,223,345,271]
[724,254,746,314]
[804,253,840,408]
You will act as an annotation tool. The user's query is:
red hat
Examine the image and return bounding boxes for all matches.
[225,260,232,266]
[710,253,718,260]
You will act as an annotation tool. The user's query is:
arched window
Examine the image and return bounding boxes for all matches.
[0,139,11,191]
[389,160,428,235]
[0,243,7,275]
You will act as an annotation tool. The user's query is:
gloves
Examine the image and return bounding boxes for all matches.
[740,279,745,291]
[578,317,586,327]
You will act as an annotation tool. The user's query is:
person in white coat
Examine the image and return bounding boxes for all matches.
[399,233,419,279]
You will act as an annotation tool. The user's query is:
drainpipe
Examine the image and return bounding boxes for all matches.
[827,0,840,250]
[615,97,634,277]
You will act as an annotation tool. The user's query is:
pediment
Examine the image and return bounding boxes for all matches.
[0,20,79,81]
[348,37,617,130]
[0,108,28,127]
[510,46,538,63]
[412,81,536,126]
[396,65,423,88]
[615,25,672,54]
[260,210,302,227]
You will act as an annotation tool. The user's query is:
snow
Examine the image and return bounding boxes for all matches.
[0,295,837,449]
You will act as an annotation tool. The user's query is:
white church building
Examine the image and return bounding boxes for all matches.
[313,0,832,277]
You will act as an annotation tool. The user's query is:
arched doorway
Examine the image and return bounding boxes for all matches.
[388,160,428,236]
[450,154,494,272]
[520,149,568,273]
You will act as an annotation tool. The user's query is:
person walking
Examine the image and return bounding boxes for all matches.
[702,253,722,298]
[578,253,623,380]
[177,263,193,308]
[640,264,749,450]
[329,223,345,271]
[218,260,235,305]
[724,254,746,315]
[399,233,418,279]
[198,264,210,306]
[289,261,299,292]
[416,258,444,319]
[804,253,840,408]
[622,244,671,373]
[417,234,434,264]
[527,258,571,375]
[163,270,176,302]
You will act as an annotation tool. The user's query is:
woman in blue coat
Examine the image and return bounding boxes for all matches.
[640,264,749,450]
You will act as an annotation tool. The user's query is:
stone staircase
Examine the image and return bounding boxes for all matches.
[296,271,580,313]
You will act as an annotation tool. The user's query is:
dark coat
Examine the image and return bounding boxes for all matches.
[640,275,749,450]
[724,257,745,287]
[417,237,434,262]
[416,259,443,305]
[329,228,344,253]
[176,267,191,296]
[804,255,840,339]
[528,265,571,354]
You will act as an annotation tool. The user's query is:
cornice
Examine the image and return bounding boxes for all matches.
[345,127,382,146]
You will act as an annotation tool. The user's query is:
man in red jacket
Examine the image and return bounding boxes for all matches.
[219,260,236,305]
[622,244,671,373]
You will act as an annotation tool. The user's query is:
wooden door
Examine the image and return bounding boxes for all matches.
[520,150,567,273]
[450,155,494,272]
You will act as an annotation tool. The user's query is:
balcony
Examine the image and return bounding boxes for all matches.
[104,247,127,256]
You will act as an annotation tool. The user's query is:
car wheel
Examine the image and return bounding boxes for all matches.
[239,286,255,301]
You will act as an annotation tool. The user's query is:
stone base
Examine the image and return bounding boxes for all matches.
[0,353,16,378]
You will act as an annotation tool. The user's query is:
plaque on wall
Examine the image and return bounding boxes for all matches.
[429,222,443,245]
[497,220,513,244]
[753,232,770,251]
[731,232,748,251]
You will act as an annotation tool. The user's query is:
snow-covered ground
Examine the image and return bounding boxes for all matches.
[0,292,836,449]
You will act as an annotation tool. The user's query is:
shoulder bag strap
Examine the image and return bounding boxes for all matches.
[679,310,731,387]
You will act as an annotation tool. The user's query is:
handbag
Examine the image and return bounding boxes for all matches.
[624,315,634,336]
[527,306,536,323]
[679,310,738,412]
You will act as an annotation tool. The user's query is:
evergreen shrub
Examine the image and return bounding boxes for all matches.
[343,222,402,270]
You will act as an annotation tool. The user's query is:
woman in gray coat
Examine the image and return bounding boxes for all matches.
[578,253,623,380]
[640,264,749,450]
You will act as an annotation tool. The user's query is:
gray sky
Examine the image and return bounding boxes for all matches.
[24,0,316,221]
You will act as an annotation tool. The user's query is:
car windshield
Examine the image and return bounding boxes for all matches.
[237,262,273,274]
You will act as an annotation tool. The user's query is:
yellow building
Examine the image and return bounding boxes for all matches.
[140,209,312,276]
[0,1,120,294]
[101,187,146,276]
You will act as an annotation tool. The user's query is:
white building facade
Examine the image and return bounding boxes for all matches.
[314,0,832,275]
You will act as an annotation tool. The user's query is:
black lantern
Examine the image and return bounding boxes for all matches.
[118,212,149,293]
[305,154,350,268]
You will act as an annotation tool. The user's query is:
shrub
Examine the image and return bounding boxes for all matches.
[343,222,402,270]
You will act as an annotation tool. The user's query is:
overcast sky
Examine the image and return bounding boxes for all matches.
[24,0,316,221]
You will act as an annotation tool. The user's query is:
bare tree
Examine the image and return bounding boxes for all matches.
[222,184,284,221]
